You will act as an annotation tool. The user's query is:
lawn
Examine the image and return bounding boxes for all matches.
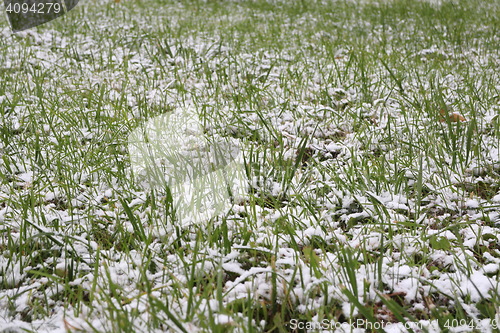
[0,0,499,331]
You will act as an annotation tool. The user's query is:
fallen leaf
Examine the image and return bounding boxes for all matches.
[439,109,466,122]
[64,318,79,330]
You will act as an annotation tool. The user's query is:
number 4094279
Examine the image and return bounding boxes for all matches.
[444,319,498,330]
[5,2,62,14]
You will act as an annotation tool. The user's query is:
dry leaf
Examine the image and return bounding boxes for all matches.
[63,318,79,330]
[439,109,466,122]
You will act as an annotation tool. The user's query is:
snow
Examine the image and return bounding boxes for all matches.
[0,0,499,331]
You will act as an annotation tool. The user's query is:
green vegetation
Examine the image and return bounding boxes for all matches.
[0,0,499,331]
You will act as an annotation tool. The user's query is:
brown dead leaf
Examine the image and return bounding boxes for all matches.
[64,318,79,331]
[439,109,466,122]
[424,295,436,310]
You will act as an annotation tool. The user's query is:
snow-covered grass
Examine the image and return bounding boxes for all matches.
[0,0,499,331]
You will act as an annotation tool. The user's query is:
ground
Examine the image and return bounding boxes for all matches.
[0,0,499,332]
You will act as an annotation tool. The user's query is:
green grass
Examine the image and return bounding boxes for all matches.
[0,0,499,331]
